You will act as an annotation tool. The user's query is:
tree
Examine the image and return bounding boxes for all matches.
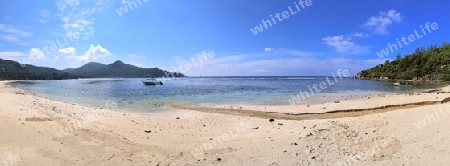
[359,42,450,81]
[396,54,402,60]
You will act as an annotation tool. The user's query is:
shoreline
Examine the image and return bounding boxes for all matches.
[172,88,450,115]
[8,79,449,120]
[7,79,446,113]
[3,81,450,165]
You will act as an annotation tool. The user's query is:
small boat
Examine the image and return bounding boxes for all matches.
[393,81,413,86]
[142,78,163,85]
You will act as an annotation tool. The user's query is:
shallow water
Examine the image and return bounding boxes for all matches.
[8,77,446,112]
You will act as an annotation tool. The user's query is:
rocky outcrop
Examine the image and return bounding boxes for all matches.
[412,75,440,83]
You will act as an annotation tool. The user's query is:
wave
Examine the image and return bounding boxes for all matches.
[84,79,124,84]
[283,77,319,80]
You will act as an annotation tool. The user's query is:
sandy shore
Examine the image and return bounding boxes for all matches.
[2,81,450,165]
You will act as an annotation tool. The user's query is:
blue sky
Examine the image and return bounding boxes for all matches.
[0,0,449,76]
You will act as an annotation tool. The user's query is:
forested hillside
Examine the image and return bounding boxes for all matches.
[357,42,450,81]
[0,59,184,80]
[63,60,185,78]
[0,59,72,80]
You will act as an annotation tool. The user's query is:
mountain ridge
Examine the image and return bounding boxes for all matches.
[63,60,185,78]
[0,59,184,80]
[0,58,72,80]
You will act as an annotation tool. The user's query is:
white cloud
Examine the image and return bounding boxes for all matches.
[37,19,48,24]
[172,56,182,61]
[0,24,32,37]
[2,35,28,45]
[57,45,111,62]
[56,0,113,40]
[277,49,314,57]
[2,35,22,44]
[179,54,382,76]
[58,47,77,57]
[0,52,25,58]
[122,0,127,4]
[39,9,51,17]
[153,50,390,76]
[0,49,45,66]
[0,24,32,45]
[255,69,269,73]
[264,48,314,57]
[322,35,368,54]
[352,32,369,37]
[79,44,111,61]
[29,48,46,60]
[264,47,274,52]
[363,9,402,34]
[37,9,51,23]
[202,55,246,66]
[57,0,81,11]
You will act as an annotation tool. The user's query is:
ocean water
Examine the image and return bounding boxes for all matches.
[8,77,445,112]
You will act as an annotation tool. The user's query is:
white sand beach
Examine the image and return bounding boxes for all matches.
[2,81,450,165]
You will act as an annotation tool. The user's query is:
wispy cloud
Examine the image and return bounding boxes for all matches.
[351,32,369,38]
[56,0,113,40]
[163,49,381,76]
[362,9,402,35]
[0,24,32,45]
[264,47,274,52]
[322,35,368,54]
[263,48,314,57]
[2,35,25,45]
[255,68,270,73]
[0,52,26,58]
[320,9,402,55]
[0,24,32,37]
[202,55,246,66]
[184,55,381,76]
[37,9,51,23]
[56,0,81,11]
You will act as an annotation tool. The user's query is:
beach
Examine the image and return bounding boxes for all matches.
[2,81,450,165]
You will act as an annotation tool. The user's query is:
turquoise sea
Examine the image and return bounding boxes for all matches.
[8,77,445,112]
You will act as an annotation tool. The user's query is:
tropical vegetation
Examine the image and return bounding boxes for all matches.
[358,42,450,81]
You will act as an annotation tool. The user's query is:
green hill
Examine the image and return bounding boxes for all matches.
[0,58,72,80]
[357,42,450,82]
[63,60,185,78]
[0,59,184,80]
